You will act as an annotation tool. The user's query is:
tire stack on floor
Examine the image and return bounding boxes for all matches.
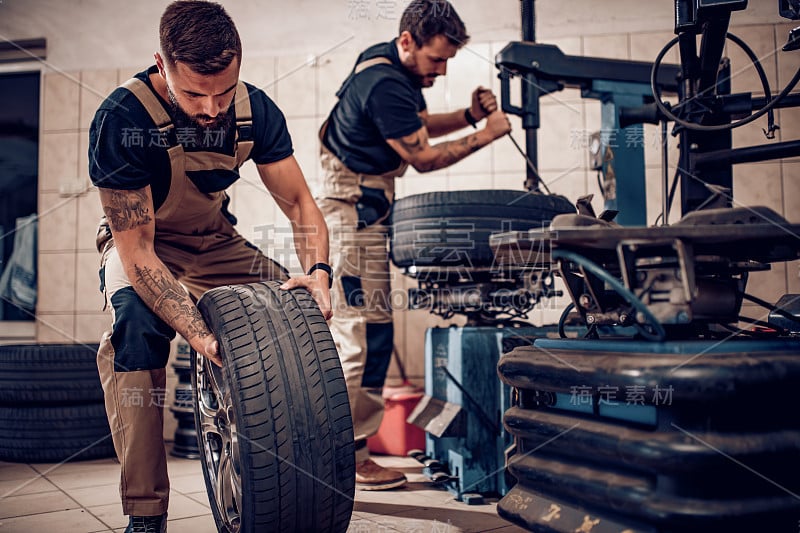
[169,340,200,459]
[0,343,116,463]
[497,338,800,532]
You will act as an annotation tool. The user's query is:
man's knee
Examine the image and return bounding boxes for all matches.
[109,287,175,372]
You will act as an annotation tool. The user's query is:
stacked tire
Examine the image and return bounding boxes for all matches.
[0,343,116,463]
[390,190,575,268]
[169,340,200,459]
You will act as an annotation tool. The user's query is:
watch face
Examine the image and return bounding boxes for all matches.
[589,133,604,171]
[589,136,601,156]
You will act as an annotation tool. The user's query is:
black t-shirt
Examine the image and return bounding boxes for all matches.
[323,40,426,175]
[89,66,293,210]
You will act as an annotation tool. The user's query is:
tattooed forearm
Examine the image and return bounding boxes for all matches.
[133,265,212,341]
[103,189,152,232]
[460,133,481,153]
[418,133,484,172]
[397,130,427,154]
[391,125,490,173]
[183,306,213,339]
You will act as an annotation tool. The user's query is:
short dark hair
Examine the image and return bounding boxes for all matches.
[399,0,470,48]
[159,1,242,75]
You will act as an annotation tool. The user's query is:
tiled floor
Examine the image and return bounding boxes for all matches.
[0,447,527,532]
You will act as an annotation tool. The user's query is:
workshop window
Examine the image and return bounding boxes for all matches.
[0,71,40,324]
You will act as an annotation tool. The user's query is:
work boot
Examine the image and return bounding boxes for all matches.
[124,513,167,533]
[355,458,407,490]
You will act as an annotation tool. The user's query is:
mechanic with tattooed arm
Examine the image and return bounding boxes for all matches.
[315,0,511,491]
[88,2,331,531]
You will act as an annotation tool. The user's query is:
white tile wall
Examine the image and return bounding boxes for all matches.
[35,313,76,343]
[38,192,78,252]
[783,161,800,223]
[726,24,779,96]
[239,56,277,100]
[316,52,352,119]
[79,69,118,130]
[73,313,111,344]
[74,251,105,314]
[37,252,77,314]
[40,132,80,192]
[275,54,317,118]
[733,162,783,215]
[42,72,80,131]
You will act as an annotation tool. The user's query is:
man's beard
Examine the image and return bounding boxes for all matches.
[405,61,437,88]
[418,74,438,88]
[167,86,234,135]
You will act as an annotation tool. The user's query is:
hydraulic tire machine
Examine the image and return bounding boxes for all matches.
[491,1,800,531]
[398,1,800,530]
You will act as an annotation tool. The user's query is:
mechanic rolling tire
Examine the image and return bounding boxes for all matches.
[390,190,574,268]
[0,402,115,463]
[192,281,355,533]
[0,343,103,404]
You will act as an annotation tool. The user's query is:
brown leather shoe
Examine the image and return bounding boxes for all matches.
[355,458,407,490]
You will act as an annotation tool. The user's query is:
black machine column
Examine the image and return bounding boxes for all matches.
[520,0,540,192]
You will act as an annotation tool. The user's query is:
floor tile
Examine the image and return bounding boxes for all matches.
[347,516,401,532]
[166,457,203,478]
[0,476,58,498]
[65,483,121,508]
[181,491,211,509]
[162,515,217,533]
[0,508,110,532]
[0,452,520,532]
[168,473,207,494]
[0,464,40,482]
[28,458,118,476]
[87,502,128,531]
[0,490,78,519]
[363,508,522,533]
[45,467,122,491]
[164,492,211,520]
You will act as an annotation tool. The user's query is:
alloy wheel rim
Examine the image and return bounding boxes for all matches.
[196,354,242,532]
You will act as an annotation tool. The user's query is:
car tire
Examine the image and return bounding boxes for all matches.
[390,190,574,268]
[0,343,103,405]
[193,281,355,533]
[0,402,115,463]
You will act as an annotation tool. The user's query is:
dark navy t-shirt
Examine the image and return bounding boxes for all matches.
[323,40,426,175]
[89,66,293,210]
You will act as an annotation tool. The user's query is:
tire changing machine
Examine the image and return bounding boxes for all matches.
[401,0,800,527]
[483,0,800,530]
[409,324,548,503]
[400,254,581,503]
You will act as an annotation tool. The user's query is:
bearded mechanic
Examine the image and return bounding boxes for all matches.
[316,0,513,490]
[89,2,331,531]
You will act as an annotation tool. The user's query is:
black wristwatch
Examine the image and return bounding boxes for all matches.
[464,108,478,129]
[307,262,333,288]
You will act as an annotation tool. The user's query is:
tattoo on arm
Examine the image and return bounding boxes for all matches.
[460,133,481,153]
[133,265,212,340]
[397,130,427,155]
[423,133,483,172]
[103,189,152,232]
